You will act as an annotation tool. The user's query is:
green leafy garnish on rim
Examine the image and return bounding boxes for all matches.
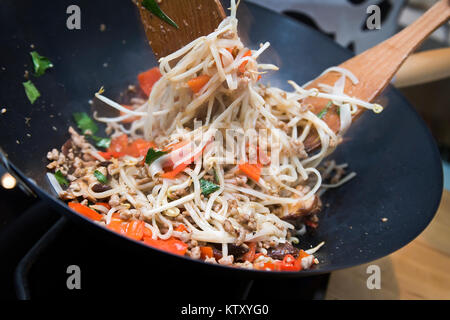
[30,51,53,77]
[145,148,168,165]
[200,178,220,196]
[141,0,179,29]
[54,170,69,186]
[23,80,41,104]
[94,170,108,184]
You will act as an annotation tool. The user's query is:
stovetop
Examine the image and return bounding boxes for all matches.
[0,171,329,300]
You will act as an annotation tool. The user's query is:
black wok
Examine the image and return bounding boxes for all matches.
[0,0,443,278]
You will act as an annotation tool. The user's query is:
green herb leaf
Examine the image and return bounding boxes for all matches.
[142,0,179,29]
[54,170,69,186]
[317,101,333,119]
[73,112,98,135]
[91,135,111,149]
[23,80,41,104]
[199,178,220,196]
[30,51,53,77]
[145,148,167,165]
[94,170,108,184]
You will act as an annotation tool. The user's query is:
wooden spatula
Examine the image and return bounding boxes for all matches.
[135,0,226,60]
[302,0,450,151]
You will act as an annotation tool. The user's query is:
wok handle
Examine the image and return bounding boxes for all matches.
[394,47,450,88]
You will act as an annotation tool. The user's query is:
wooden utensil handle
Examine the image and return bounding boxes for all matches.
[340,0,450,102]
[395,48,450,88]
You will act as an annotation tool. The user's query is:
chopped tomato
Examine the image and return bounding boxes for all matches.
[298,250,310,259]
[108,134,128,154]
[127,139,156,158]
[68,202,103,221]
[107,215,146,241]
[238,50,252,73]
[143,237,188,256]
[278,254,301,271]
[160,162,190,179]
[143,227,153,238]
[107,219,126,235]
[200,246,214,260]
[120,105,141,123]
[187,75,211,93]
[138,67,162,96]
[125,220,145,241]
[174,224,188,233]
[239,162,262,182]
[242,242,256,262]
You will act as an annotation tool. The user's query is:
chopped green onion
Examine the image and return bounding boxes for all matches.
[142,0,179,29]
[145,148,167,165]
[73,112,98,135]
[54,170,69,186]
[23,80,40,104]
[30,51,53,77]
[200,179,220,196]
[94,170,108,184]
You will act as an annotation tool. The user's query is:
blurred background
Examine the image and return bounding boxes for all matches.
[0,0,448,300]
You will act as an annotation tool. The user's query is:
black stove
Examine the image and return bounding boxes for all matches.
[0,166,329,300]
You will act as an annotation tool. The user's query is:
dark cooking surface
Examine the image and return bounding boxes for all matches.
[0,200,329,299]
[0,0,443,276]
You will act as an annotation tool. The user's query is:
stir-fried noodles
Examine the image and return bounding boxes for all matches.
[46,1,381,271]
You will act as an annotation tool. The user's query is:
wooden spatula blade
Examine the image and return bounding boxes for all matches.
[135,0,226,60]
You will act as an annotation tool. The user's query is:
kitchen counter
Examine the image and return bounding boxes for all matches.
[326,190,450,299]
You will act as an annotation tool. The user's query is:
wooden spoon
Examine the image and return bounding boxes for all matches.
[136,0,450,151]
[303,0,450,151]
[135,0,225,60]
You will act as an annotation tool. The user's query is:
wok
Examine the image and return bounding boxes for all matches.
[0,0,443,277]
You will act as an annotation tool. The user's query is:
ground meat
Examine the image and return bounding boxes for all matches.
[61,140,73,156]
[267,242,300,260]
[109,194,120,207]
[204,257,217,264]
[223,219,237,236]
[290,139,308,159]
[189,246,201,259]
[218,255,234,265]
[234,261,254,269]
